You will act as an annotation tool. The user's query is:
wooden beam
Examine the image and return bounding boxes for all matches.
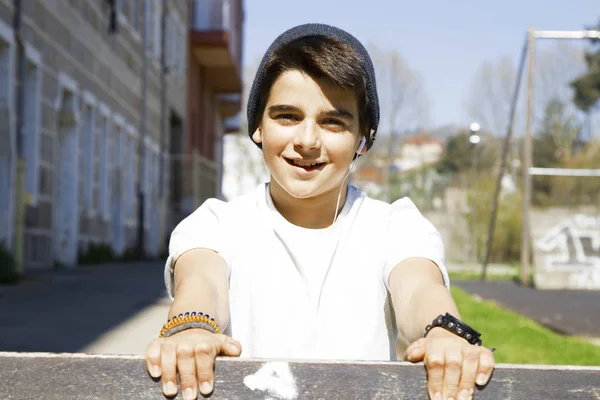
[1,352,599,399]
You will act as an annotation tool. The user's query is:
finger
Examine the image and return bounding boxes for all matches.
[457,347,479,400]
[177,343,198,400]
[442,350,462,400]
[476,348,496,386]
[220,336,242,357]
[424,351,445,400]
[404,338,426,362]
[405,345,426,362]
[160,341,179,397]
[145,339,162,378]
[194,341,217,396]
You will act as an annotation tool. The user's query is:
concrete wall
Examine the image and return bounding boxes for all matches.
[531,207,600,290]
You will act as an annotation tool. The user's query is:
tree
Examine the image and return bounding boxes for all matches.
[368,45,430,136]
[532,97,584,206]
[437,131,501,174]
[536,41,587,120]
[467,43,586,137]
[363,45,430,201]
[466,56,517,136]
[536,98,581,162]
[571,21,600,112]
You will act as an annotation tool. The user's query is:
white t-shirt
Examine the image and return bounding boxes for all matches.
[164,183,449,361]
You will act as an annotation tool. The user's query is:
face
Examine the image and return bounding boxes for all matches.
[252,70,366,201]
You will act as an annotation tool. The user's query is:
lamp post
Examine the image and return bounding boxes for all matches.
[467,122,481,261]
[469,122,481,184]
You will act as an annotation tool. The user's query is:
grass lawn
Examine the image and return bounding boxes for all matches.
[451,285,600,366]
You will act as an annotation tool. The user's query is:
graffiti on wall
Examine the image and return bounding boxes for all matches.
[535,214,600,289]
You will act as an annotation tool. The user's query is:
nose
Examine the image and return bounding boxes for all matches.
[292,119,320,150]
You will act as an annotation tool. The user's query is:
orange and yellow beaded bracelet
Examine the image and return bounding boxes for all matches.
[159,312,221,338]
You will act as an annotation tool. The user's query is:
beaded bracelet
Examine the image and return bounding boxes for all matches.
[159,312,221,338]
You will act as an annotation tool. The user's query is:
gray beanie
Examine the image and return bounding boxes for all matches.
[246,23,380,151]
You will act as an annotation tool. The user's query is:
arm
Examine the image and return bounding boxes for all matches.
[169,248,231,330]
[388,258,494,400]
[388,257,458,344]
[147,249,241,399]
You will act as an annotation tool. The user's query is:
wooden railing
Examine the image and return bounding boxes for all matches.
[1,352,599,399]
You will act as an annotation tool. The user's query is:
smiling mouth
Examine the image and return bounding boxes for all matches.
[285,158,326,171]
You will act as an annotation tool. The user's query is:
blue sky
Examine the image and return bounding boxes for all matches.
[241,0,598,130]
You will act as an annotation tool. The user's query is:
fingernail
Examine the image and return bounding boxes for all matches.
[183,388,196,400]
[433,393,442,400]
[164,381,177,395]
[476,373,487,385]
[458,389,472,400]
[151,366,160,377]
[200,381,212,395]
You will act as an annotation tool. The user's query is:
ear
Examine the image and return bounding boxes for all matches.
[252,126,263,144]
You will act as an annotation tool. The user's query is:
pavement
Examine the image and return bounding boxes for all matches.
[1,260,599,357]
[0,261,171,355]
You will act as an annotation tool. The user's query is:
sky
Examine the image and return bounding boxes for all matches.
[240,0,598,131]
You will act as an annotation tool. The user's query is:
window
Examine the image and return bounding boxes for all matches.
[109,114,125,226]
[97,103,110,220]
[118,0,130,25]
[165,9,186,78]
[166,10,177,70]
[143,138,152,229]
[23,44,43,206]
[152,0,162,60]
[125,125,138,222]
[178,25,186,77]
[0,21,13,112]
[0,19,14,249]
[131,0,141,33]
[143,0,162,61]
[78,104,91,211]
[80,92,97,216]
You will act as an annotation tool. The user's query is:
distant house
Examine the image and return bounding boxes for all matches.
[350,134,446,199]
[395,136,445,171]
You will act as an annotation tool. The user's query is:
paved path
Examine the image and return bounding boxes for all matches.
[0,261,170,355]
[454,280,600,338]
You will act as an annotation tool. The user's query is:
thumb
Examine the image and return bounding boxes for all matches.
[404,338,426,362]
[218,335,242,356]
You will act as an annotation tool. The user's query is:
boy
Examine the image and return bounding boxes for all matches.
[146,23,495,400]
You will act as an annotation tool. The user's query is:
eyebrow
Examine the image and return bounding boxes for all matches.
[267,104,355,120]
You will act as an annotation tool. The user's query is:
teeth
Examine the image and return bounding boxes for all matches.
[292,160,318,167]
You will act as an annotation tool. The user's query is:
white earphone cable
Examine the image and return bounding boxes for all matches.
[332,136,366,225]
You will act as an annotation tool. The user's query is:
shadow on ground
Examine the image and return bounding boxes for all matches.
[0,262,167,353]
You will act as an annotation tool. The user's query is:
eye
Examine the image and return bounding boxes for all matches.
[321,118,346,131]
[275,114,299,124]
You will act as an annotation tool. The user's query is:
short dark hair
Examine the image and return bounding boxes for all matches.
[252,35,372,140]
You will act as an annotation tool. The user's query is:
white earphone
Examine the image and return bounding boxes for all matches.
[356,136,366,155]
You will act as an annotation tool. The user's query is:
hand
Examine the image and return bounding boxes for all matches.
[145,328,242,400]
[404,327,495,400]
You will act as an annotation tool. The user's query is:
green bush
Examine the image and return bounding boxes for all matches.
[0,243,21,284]
[120,247,141,262]
[78,243,152,266]
[465,173,523,263]
[78,242,116,265]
